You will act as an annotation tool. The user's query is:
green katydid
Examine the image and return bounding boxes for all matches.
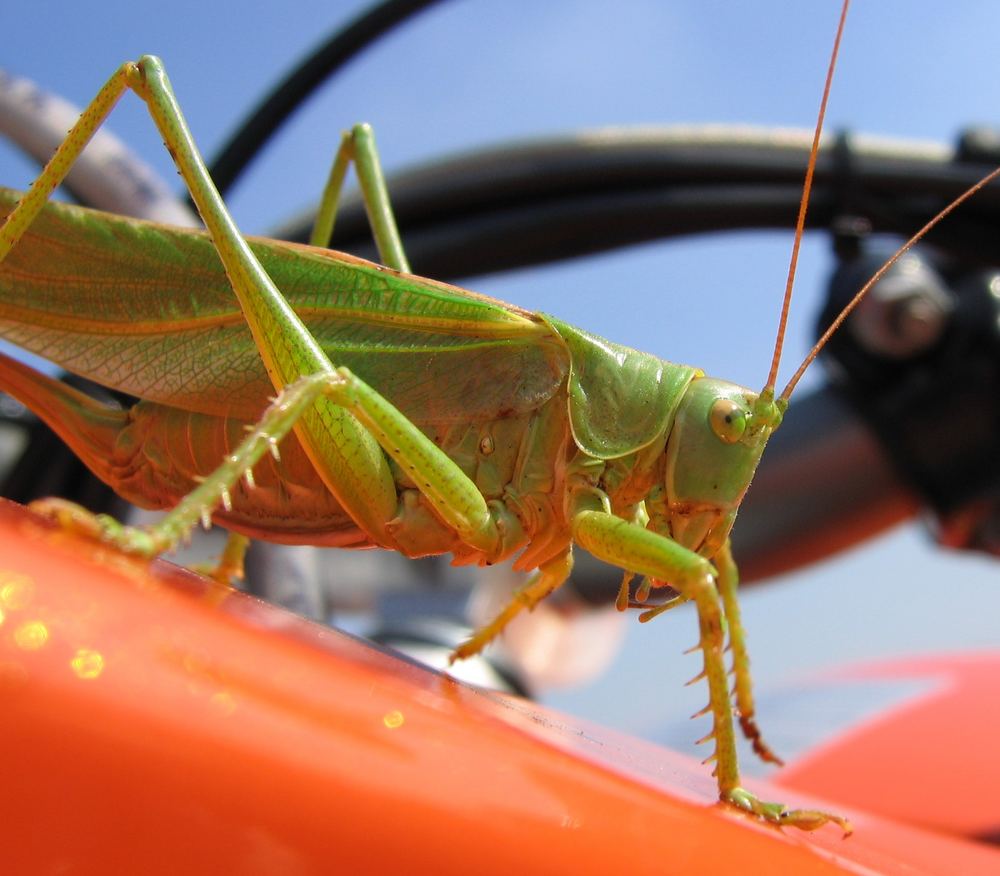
[3,1,998,834]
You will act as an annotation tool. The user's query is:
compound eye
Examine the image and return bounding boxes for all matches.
[709,398,747,444]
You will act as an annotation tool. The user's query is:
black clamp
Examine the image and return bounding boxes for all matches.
[817,226,1000,555]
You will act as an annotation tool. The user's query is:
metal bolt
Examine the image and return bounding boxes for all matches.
[849,253,953,358]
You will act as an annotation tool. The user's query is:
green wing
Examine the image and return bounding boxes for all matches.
[0,189,566,424]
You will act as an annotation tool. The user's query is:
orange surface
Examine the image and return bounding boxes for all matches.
[776,652,1000,840]
[0,497,998,874]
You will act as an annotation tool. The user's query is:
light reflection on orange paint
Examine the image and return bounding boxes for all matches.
[13,620,48,650]
[70,648,105,680]
[0,571,33,610]
[383,710,405,729]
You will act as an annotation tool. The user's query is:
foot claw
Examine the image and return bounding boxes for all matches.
[28,498,160,556]
[726,788,852,837]
[29,497,106,539]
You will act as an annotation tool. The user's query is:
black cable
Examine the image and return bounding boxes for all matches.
[207,0,446,197]
[270,130,1000,281]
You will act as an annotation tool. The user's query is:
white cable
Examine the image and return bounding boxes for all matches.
[0,68,197,227]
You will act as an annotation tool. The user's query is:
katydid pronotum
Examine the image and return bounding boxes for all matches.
[2,0,998,835]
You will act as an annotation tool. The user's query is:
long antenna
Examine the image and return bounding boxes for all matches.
[764,0,850,394]
[779,162,1000,401]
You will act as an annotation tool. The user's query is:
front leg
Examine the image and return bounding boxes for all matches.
[715,539,783,766]
[571,506,851,835]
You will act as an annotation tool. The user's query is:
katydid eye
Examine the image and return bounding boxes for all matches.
[709,398,747,444]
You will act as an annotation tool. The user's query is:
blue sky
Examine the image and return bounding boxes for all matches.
[1,1,998,743]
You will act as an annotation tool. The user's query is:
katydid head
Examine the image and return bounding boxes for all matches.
[660,378,783,555]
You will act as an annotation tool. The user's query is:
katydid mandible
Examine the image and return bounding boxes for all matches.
[5,0,990,834]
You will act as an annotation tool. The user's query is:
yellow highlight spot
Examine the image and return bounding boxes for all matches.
[0,572,34,610]
[14,620,48,650]
[0,606,5,626]
[382,710,405,729]
[70,648,105,680]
